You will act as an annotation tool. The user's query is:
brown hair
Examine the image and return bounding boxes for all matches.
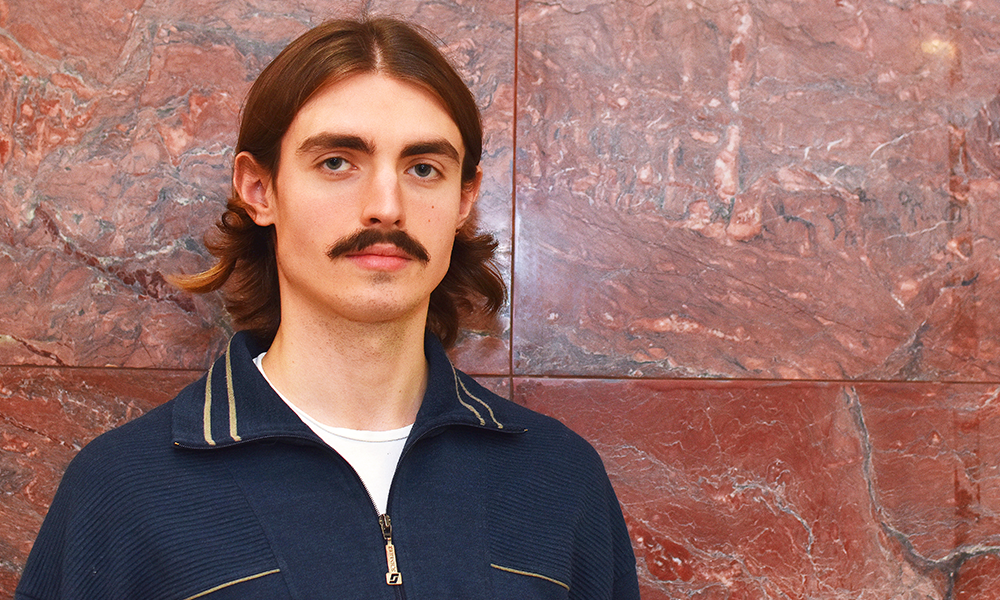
[173,17,506,347]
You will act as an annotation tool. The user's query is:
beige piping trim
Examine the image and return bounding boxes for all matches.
[452,364,486,425]
[451,366,503,429]
[224,343,241,442]
[203,362,216,446]
[490,564,569,591]
[182,569,281,600]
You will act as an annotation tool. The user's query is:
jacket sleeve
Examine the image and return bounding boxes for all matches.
[15,412,169,600]
[607,480,641,600]
[565,436,641,600]
[15,446,97,600]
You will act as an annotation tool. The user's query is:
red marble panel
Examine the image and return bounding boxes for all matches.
[0,366,197,595]
[955,553,1000,600]
[857,383,1000,563]
[471,375,511,401]
[1,0,514,373]
[514,0,1000,380]
[516,377,1000,599]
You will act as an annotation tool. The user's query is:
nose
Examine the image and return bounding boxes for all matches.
[361,165,404,228]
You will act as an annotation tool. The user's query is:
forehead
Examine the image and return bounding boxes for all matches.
[283,73,464,155]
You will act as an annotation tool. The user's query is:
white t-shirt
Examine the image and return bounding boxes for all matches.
[253,353,410,515]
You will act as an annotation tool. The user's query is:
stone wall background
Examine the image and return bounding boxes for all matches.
[3,1,1000,598]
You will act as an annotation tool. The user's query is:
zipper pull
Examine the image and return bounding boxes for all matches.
[379,514,403,586]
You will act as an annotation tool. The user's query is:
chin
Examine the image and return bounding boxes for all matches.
[339,296,429,326]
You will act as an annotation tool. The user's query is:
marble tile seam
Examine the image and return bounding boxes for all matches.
[501,374,1000,385]
[507,0,522,382]
[6,366,995,387]
[0,363,205,374]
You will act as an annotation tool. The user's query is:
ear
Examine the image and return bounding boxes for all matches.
[233,151,276,226]
[457,166,483,229]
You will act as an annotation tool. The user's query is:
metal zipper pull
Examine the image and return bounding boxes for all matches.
[379,514,403,586]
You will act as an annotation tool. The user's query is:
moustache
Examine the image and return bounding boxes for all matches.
[325,229,431,263]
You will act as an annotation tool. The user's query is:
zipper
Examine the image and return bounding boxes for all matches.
[350,456,406,595]
[379,514,403,586]
[249,424,510,596]
[352,450,408,595]
[366,426,456,594]
[361,423,512,594]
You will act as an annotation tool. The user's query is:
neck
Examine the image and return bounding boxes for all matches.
[260,310,430,431]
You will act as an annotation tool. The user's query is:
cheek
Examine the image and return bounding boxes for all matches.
[273,211,338,262]
[423,215,461,255]
[434,192,466,225]
[415,221,459,274]
[415,198,461,235]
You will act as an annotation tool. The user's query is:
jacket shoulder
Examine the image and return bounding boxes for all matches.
[463,378,639,599]
[16,378,278,600]
[456,371,606,468]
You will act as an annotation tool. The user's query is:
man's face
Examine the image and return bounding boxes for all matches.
[236,73,479,329]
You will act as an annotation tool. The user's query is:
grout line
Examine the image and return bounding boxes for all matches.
[2,364,996,388]
[464,373,1000,386]
[0,364,206,374]
[509,0,520,397]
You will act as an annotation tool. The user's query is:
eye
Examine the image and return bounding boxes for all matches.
[323,156,351,172]
[408,163,439,179]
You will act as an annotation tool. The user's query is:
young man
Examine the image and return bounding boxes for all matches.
[16,17,640,600]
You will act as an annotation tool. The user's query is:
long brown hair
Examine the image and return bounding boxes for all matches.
[173,17,506,347]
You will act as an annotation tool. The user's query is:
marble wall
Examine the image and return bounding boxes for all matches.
[2,0,999,597]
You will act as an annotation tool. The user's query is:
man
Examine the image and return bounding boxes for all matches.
[16,17,640,600]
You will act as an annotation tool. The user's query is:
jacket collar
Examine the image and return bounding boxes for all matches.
[172,330,524,450]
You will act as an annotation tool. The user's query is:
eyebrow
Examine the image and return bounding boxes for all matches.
[401,139,461,165]
[296,133,461,165]
[296,133,374,156]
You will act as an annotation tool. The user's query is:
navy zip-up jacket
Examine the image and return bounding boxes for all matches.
[16,331,639,600]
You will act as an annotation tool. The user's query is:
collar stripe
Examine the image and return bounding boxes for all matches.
[459,376,504,429]
[451,364,503,429]
[180,332,518,449]
[202,340,241,446]
[453,370,485,425]
[225,343,241,442]
[203,362,216,446]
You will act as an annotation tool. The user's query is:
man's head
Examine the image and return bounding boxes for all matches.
[176,17,505,347]
[237,17,483,189]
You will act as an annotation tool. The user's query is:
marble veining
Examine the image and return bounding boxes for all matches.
[515,0,1000,381]
[519,378,1000,598]
[1,0,513,370]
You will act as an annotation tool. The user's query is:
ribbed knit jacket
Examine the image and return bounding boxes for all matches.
[16,331,640,600]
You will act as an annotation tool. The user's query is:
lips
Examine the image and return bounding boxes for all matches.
[326,229,431,264]
[346,243,414,260]
[343,243,416,271]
